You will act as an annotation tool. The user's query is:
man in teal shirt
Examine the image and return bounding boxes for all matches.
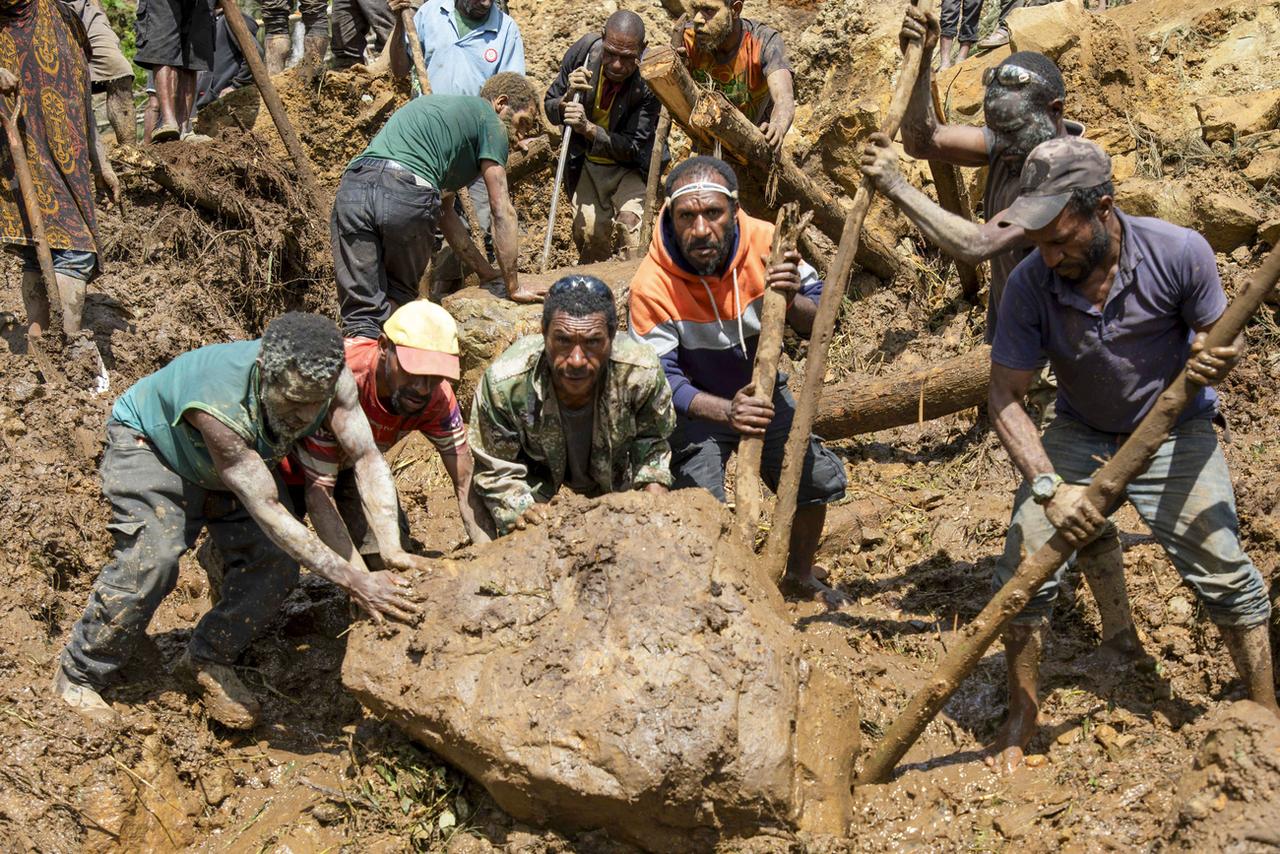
[330,71,543,330]
[54,313,423,730]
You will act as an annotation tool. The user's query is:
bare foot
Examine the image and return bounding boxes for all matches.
[1095,627,1151,666]
[508,286,544,305]
[782,570,853,610]
[983,703,1039,775]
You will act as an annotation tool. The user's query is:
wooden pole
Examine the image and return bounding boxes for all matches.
[0,94,65,381]
[220,0,324,219]
[814,346,990,439]
[736,204,813,541]
[762,0,936,579]
[638,106,671,253]
[857,245,1280,785]
[401,9,431,95]
[926,80,983,299]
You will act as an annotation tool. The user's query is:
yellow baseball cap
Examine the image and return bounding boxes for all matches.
[383,300,461,380]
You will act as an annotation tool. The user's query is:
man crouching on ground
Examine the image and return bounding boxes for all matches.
[54,313,423,730]
[627,155,849,607]
[469,275,675,535]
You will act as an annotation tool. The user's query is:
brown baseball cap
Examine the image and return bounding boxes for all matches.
[998,137,1113,231]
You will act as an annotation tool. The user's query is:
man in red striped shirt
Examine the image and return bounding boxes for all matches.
[284,300,493,553]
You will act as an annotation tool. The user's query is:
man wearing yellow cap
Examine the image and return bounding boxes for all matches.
[284,300,493,549]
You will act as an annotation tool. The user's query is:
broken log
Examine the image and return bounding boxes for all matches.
[114,146,255,229]
[646,55,898,280]
[814,346,990,439]
[737,204,812,541]
[927,81,983,300]
[763,0,936,580]
[639,106,672,251]
[856,244,1280,785]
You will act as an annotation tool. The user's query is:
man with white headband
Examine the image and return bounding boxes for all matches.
[628,156,849,608]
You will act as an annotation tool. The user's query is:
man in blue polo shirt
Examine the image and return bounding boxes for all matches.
[984,137,1278,774]
[388,0,526,294]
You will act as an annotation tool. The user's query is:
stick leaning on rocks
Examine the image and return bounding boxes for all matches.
[856,243,1280,785]
[220,0,325,220]
[736,203,812,541]
[762,0,937,579]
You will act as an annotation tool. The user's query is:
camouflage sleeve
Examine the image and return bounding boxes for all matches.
[628,364,676,488]
[467,370,537,536]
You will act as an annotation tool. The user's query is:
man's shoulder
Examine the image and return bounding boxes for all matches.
[609,336,663,372]
[740,18,784,41]
[486,334,545,385]
[1122,210,1198,251]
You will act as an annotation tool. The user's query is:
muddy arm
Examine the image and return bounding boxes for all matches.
[438,442,495,544]
[989,361,1052,482]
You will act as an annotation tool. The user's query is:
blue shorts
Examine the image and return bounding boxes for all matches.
[20,247,98,281]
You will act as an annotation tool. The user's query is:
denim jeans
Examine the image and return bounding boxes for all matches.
[331,158,442,339]
[61,423,300,687]
[993,416,1270,627]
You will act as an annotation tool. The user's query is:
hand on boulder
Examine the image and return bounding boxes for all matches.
[349,570,420,624]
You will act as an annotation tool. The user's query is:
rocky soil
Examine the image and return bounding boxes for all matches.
[1,0,1279,851]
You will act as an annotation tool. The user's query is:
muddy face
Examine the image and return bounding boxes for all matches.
[670,187,737,276]
[379,342,443,416]
[260,367,332,444]
[497,101,541,153]
[544,311,612,409]
[689,0,737,51]
[1025,202,1113,284]
[984,87,1058,170]
[453,0,491,22]
[600,30,643,83]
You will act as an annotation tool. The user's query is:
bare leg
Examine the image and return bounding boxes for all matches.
[105,76,136,144]
[153,66,180,139]
[21,270,49,338]
[955,43,972,63]
[1221,623,1280,715]
[781,504,852,608]
[22,270,86,339]
[937,35,955,70]
[985,622,1043,774]
[55,273,86,337]
[177,69,197,135]
[1077,535,1144,660]
[143,92,159,143]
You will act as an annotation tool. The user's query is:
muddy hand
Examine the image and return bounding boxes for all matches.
[1043,483,1104,548]
[759,116,786,152]
[729,383,774,437]
[381,550,435,575]
[350,570,420,624]
[900,1,939,54]
[388,0,414,13]
[859,132,903,193]
[514,503,550,530]
[0,68,17,96]
[764,248,803,303]
[566,67,592,96]
[1186,331,1240,386]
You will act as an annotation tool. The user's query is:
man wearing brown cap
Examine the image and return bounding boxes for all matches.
[983,136,1278,773]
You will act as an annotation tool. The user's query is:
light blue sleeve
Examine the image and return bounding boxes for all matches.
[414,5,434,64]
[500,22,526,74]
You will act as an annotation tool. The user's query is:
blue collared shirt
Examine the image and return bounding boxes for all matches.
[412,0,526,97]
[992,210,1226,434]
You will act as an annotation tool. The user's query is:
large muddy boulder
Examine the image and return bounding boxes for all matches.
[1158,700,1280,851]
[341,490,859,850]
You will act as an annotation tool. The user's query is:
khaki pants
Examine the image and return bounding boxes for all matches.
[571,160,646,263]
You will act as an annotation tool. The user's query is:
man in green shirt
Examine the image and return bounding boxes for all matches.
[331,71,543,336]
[54,313,423,730]
[469,275,676,535]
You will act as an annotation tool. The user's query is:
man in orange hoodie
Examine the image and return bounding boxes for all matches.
[628,156,849,607]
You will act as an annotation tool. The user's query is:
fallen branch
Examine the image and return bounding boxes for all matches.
[856,243,1280,785]
[814,346,990,439]
[114,146,255,229]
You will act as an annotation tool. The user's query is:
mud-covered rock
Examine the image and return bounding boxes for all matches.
[1244,148,1280,188]
[1196,89,1280,144]
[1008,0,1085,60]
[1158,700,1280,851]
[1115,177,1195,226]
[342,491,859,851]
[1194,193,1262,251]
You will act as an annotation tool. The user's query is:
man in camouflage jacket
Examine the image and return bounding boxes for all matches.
[468,275,675,535]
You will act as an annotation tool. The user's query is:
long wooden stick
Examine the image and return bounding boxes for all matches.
[541,67,588,274]
[856,245,1280,785]
[401,9,431,95]
[1,94,66,382]
[637,106,671,252]
[763,0,936,578]
[736,203,812,541]
[220,0,324,219]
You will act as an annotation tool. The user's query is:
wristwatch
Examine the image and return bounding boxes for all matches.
[1031,472,1064,505]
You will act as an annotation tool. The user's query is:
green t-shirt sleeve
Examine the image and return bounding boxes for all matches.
[476,111,510,167]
